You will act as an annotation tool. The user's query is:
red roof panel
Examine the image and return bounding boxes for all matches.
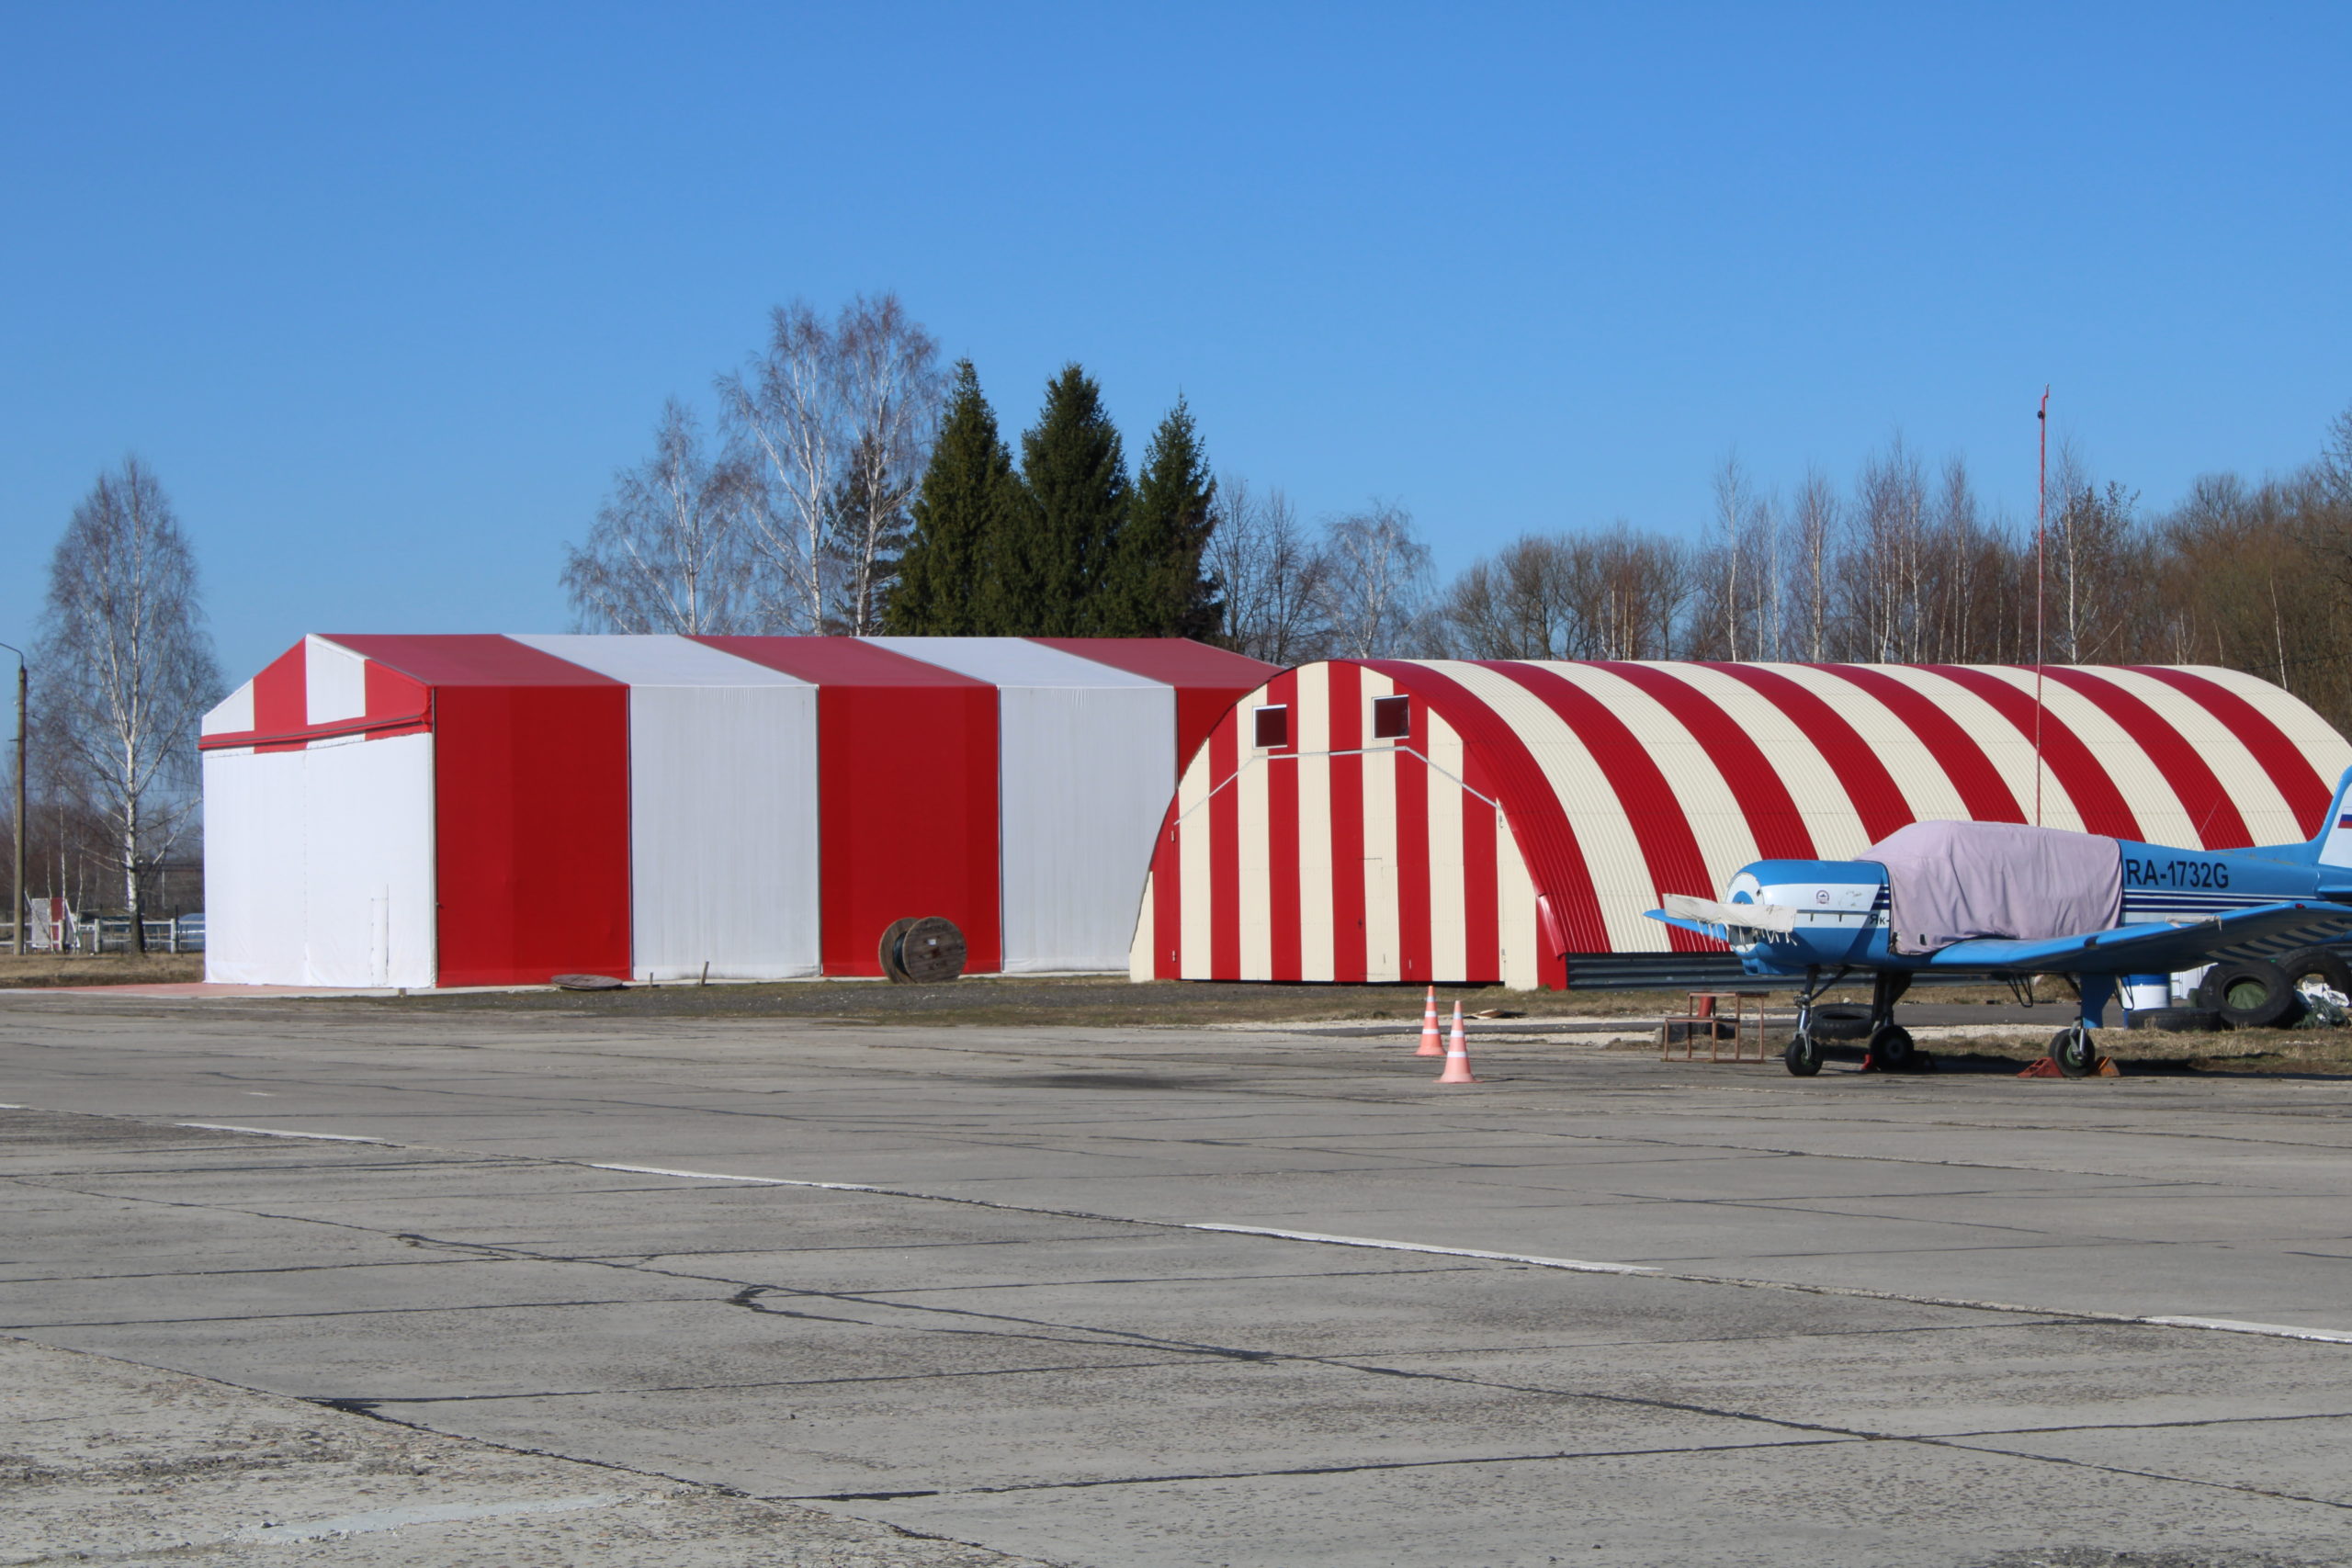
[695,636,990,687]
[326,635,622,687]
[1028,637,1278,689]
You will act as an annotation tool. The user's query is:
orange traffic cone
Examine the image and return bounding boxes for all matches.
[1437,1002,1479,1083]
[1417,987,1444,1055]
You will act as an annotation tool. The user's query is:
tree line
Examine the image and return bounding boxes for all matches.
[1407,412,2352,737]
[563,293,1456,648]
[571,298,2352,747]
[561,294,1227,640]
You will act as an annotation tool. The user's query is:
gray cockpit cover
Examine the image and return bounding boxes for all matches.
[1863,819,2123,954]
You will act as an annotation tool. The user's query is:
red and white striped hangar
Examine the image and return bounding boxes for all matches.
[1130,660,2352,990]
[200,635,1276,987]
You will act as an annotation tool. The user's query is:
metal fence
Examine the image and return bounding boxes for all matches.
[3,914,204,955]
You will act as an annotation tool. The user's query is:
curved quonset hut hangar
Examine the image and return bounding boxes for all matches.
[200,634,1273,988]
[1126,660,2352,990]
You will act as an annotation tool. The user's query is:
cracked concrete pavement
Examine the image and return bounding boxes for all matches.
[3,995,2351,1565]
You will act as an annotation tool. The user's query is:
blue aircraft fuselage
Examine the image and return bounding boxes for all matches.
[1719,838,2335,976]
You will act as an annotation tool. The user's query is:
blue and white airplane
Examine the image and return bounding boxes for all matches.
[1647,768,2352,1077]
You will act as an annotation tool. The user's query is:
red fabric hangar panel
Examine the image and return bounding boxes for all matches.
[699,637,1002,976]
[332,635,632,987]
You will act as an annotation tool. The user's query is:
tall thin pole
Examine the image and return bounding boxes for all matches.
[0,643,23,957]
[2034,389,2049,828]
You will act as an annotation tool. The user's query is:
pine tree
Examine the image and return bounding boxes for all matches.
[885,360,1019,635]
[1101,396,1222,637]
[998,364,1130,635]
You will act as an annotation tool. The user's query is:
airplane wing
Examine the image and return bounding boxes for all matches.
[1657,894,1797,932]
[1645,896,1798,944]
[1925,900,2352,974]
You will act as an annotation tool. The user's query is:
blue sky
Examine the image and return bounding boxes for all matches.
[5,4,2347,682]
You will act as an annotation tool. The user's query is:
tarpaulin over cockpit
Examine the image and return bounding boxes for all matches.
[1864,819,2122,954]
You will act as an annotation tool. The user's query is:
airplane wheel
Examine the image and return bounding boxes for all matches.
[1783,1034,1822,1077]
[2050,1026,2096,1078]
[1867,1024,1915,1071]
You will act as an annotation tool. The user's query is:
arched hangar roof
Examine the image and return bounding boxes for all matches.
[1133,659,2352,987]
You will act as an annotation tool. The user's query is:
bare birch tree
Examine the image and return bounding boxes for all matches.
[1711,453,1750,659]
[35,458,221,950]
[562,400,756,634]
[1842,434,1928,660]
[1316,502,1433,658]
[827,296,944,634]
[1206,476,1329,664]
[1792,466,1837,660]
[718,294,942,634]
[720,300,846,633]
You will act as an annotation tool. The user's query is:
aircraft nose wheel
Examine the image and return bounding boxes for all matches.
[1783,1033,1822,1076]
[2050,1025,2098,1078]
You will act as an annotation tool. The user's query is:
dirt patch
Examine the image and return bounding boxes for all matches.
[339,975,1709,1029]
[0,953,205,988]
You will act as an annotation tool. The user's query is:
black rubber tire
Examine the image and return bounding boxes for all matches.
[2126,1007,2222,1033]
[1807,1004,1874,1043]
[2051,1026,2097,1078]
[2275,946,2352,1000]
[2197,958,2301,1030]
[1783,1034,1822,1077]
[1866,1024,1915,1071]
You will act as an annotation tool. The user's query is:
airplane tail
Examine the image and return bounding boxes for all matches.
[2304,767,2352,868]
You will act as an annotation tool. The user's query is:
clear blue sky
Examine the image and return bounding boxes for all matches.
[5,4,2347,682]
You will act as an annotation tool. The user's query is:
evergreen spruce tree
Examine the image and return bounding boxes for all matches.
[885,360,1019,634]
[998,364,1130,635]
[1101,396,1222,637]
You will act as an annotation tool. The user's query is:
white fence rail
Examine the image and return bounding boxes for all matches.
[4,914,205,955]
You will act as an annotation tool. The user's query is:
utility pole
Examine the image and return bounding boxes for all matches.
[0,643,23,956]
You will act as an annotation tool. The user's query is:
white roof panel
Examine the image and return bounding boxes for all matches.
[861,637,1167,690]
[506,634,811,688]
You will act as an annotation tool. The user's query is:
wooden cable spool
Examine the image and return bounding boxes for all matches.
[895,916,966,984]
[876,919,918,984]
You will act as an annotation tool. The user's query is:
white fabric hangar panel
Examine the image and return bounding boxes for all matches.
[994,684,1176,970]
[512,635,820,980]
[865,638,1175,973]
[298,734,436,987]
[203,746,305,985]
[201,734,435,987]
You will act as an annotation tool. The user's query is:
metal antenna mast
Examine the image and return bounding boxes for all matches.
[2034,388,2049,828]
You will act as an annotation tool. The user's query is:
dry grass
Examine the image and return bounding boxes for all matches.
[0,953,205,988]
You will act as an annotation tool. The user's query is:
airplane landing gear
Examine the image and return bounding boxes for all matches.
[1858,971,1931,1071]
[1783,1032,1823,1076]
[1867,1023,1918,1072]
[1784,964,1838,1077]
[2049,1024,2098,1078]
